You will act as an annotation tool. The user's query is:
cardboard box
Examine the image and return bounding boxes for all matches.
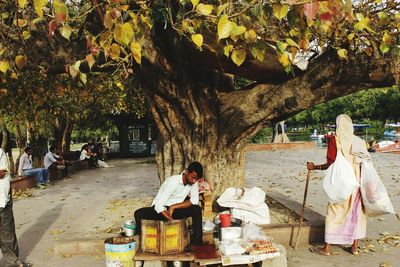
[140,219,188,255]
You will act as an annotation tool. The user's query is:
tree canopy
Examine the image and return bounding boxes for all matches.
[0,0,398,81]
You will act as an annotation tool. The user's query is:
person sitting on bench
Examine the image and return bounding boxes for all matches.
[44,145,70,179]
[18,147,49,188]
[134,162,204,245]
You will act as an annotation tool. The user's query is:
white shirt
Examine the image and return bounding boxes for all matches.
[0,149,11,207]
[80,150,89,160]
[18,152,33,176]
[151,173,199,214]
[44,152,58,169]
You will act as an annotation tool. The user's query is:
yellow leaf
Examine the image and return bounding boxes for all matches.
[191,34,203,48]
[347,33,355,41]
[86,54,95,70]
[114,23,134,46]
[104,11,114,29]
[231,49,246,66]
[231,24,246,36]
[337,49,347,59]
[289,29,299,37]
[59,25,72,40]
[354,13,375,33]
[130,41,141,64]
[22,31,31,40]
[18,0,28,9]
[286,38,300,48]
[80,73,87,84]
[15,55,27,70]
[182,20,190,31]
[109,43,121,60]
[10,72,18,79]
[120,5,130,11]
[68,66,79,78]
[278,52,290,67]
[250,47,265,61]
[14,18,28,27]
[0,60,9,73]
[218,15,232,40]
[224,45,233,57]
[196,4,214,16]
[33,0,47,17]
[244,30,257,43]
[217,3,229,16]
[273,5,289,20]
[191,0,199,8]
[140,14,153,29]
[53,0,68,23]
[382,32,392,44]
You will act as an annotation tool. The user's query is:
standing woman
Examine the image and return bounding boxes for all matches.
[307,114,369,255]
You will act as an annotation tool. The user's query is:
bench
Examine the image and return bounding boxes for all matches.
[69,160,89,173]
[11,176,37,191]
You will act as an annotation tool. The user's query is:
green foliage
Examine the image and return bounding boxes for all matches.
[288,86,400,126]
[251,127,272,143]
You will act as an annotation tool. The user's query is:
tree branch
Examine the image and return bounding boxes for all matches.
[218,48,396,151]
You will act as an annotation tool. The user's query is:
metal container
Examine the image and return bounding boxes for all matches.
[214,216,242,227]
[214,216,242,241]
[120,220,136,237]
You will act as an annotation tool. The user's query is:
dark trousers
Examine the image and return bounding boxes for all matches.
[134,205,203,245]
[0,199,20,267]
[48,163,69,177]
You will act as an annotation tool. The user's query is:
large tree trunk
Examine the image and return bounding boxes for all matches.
[27,126,47,167]
[62,118,73,152]
[15,120,25,155]
[53,117,67,148]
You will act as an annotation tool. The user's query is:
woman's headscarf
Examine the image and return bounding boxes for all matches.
[335,114,354,162]
[335,114,371,163]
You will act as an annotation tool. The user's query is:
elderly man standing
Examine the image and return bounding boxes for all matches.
[0,145,32,266]
[18,147,49,188]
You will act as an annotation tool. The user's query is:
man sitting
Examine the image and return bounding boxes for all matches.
[44,146,70,179]
[18,147,49,188]
[134,162,203,245]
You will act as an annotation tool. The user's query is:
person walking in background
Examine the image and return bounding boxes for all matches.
[0,144,32,266]
[18,147,49,189]
[307,114,370,256]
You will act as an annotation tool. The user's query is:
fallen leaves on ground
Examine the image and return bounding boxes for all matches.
[12,189,33,200]
[360,233,400,254]
[50,229,65,235]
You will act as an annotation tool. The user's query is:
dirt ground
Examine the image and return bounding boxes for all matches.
[1,146,399,267]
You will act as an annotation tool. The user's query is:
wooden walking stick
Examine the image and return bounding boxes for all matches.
[294,169,312,249]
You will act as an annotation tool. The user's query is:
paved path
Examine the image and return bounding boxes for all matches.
[1,148,399,267]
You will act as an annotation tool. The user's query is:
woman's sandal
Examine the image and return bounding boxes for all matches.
[344,246,359,255]
[309,247,331,256]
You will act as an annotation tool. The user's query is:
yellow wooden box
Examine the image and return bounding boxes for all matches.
[140,219,188,255]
